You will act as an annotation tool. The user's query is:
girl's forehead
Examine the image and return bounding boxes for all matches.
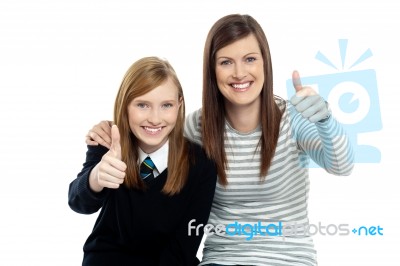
[134,84,180,102]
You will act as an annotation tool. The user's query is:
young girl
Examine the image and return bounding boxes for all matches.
[68,56,217,265]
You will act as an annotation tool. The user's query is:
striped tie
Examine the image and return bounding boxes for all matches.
[140,156,155,182]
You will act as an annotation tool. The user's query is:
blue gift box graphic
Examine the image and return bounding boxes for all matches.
[286,39,382,165]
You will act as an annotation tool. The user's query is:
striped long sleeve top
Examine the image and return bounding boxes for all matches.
[184,97,354,266]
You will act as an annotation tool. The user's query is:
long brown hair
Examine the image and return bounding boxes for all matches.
[114,56,189,195]
[202,14,283,185]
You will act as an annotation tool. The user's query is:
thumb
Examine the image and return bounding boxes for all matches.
[292,70,303,93]
[110,125,122,160]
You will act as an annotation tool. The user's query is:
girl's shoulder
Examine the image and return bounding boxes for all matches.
[185,138,214,166]
[186,138,206,158]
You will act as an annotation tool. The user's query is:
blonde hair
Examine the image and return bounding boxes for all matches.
[114,56,189,195]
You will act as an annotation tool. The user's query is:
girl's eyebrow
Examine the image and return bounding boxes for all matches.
[132,98,178,103]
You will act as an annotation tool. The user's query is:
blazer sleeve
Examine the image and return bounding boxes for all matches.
[68,145,110,214]
[159,146,217,266]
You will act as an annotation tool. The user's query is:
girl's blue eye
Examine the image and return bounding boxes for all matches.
[163,103,173,108]
[246,57,256,62]
[137,103,147,108]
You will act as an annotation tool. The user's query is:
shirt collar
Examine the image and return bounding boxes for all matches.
[138,141,169,175]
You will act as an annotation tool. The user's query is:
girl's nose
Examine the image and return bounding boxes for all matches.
[147,108,162,124]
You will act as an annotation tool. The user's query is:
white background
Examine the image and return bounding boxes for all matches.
[1,0,399,265]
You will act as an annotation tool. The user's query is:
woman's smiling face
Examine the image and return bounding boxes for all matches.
[215,34,264,109]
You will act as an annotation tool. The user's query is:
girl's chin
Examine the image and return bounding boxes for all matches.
[139,139,168,154]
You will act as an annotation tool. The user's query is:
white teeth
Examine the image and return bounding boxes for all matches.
[232,82,250,89]
[144,127,162,133]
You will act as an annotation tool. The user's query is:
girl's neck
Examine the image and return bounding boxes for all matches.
[224,100,260,133]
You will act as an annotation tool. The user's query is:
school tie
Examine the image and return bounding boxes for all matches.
[140,156,156,182]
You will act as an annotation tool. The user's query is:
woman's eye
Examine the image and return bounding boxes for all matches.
[246,57,256,63]
[220,60,231,65]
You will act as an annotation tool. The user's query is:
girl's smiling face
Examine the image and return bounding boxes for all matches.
[127,77,182,154]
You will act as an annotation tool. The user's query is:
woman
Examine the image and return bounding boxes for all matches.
[69,56,217,265]
[86,15,354,266]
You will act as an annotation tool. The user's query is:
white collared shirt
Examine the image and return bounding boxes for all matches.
[138,141,168,178]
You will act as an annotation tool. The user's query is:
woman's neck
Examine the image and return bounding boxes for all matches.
[224,100,261,133]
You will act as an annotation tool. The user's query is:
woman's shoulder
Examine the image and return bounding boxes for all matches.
[274,94,288,111]
[185,108,203,144]
[274,94,299,122]
[186,108,202,124]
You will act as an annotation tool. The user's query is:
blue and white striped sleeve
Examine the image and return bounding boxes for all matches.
[289,104,354,175]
